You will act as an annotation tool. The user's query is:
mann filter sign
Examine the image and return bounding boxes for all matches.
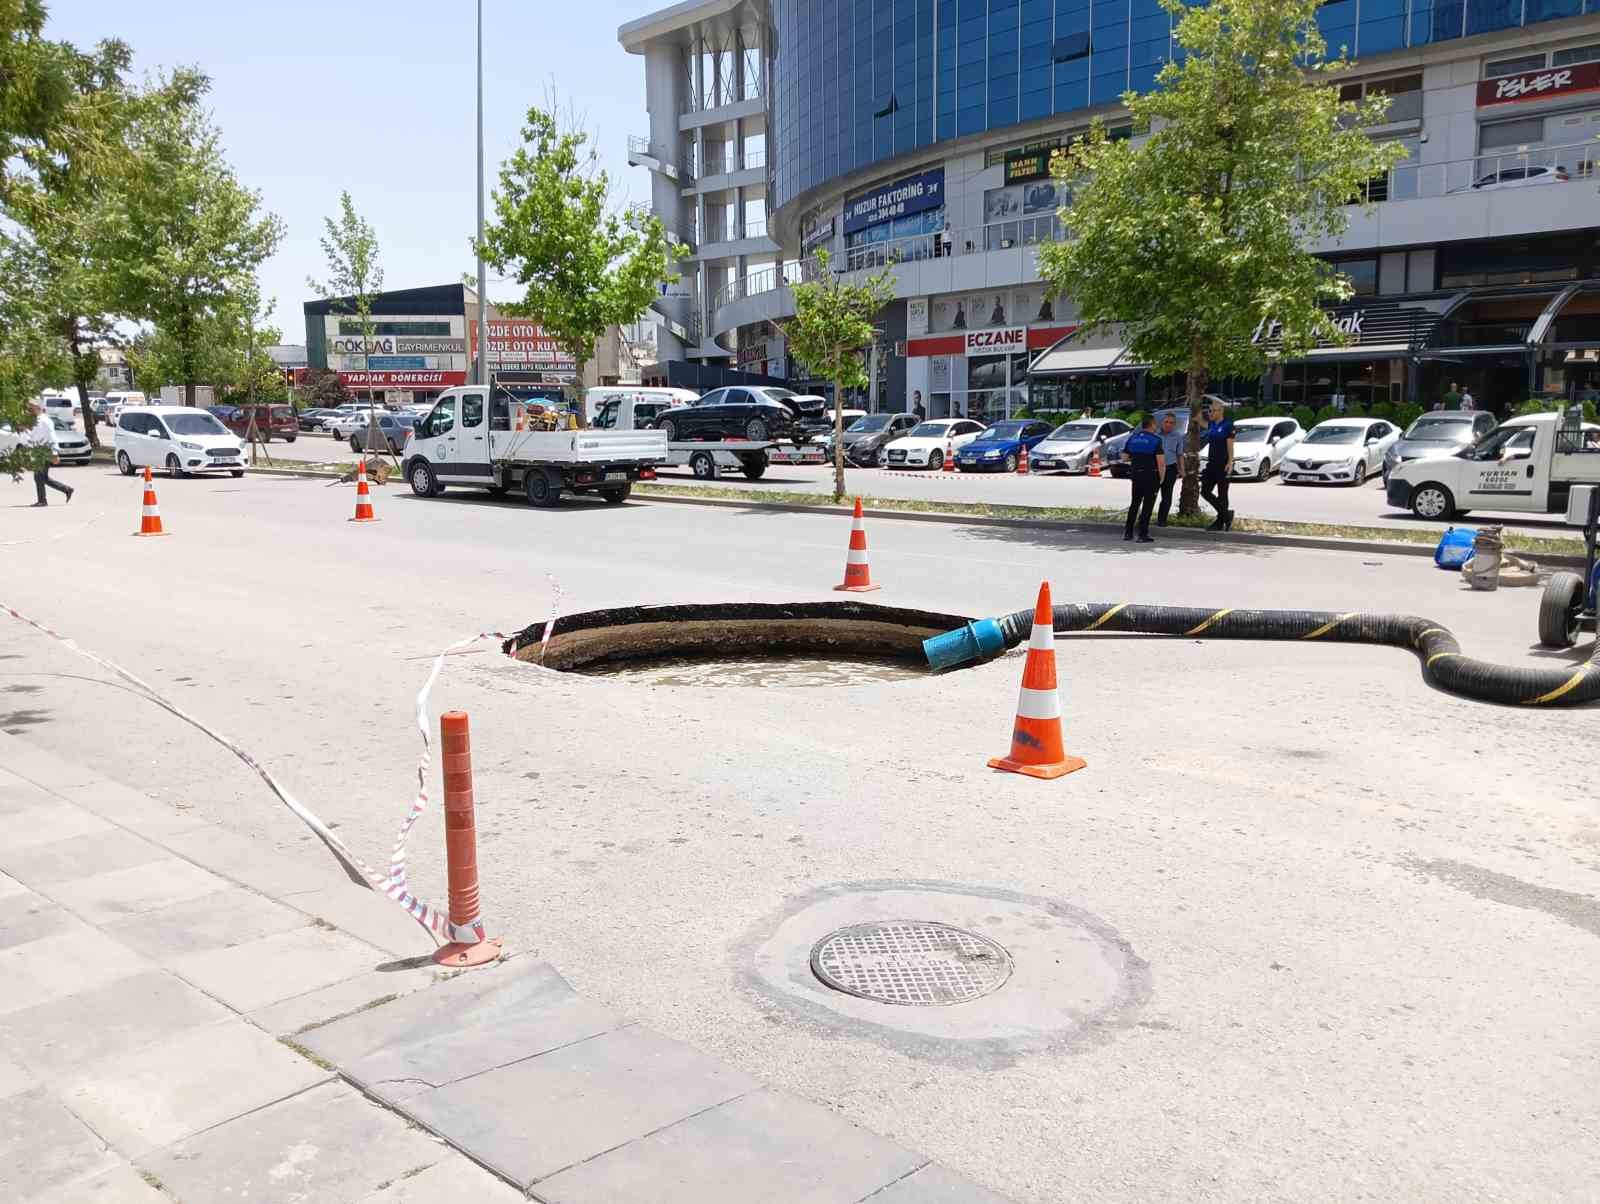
[843,168,945,235]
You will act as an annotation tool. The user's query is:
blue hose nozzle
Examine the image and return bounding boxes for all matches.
[923,617,1007,670]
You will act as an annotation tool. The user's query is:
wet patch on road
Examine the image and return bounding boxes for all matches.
[1406,857,1600,939]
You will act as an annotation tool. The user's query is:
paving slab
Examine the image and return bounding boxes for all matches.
[48,857,229,925]
[0,1087,120,1201]
[170,923,382,1011]
[533,1087,929,1204]
[0,768,62,816]
[249,962,446,1037]
[24,1162,168,1204]
[304,958,623,1087]
[103,884,308,962]
[157,823,341,896]
[288,884,440,958]
[400,1025,760,1187]
[0,886,76,950]
[60,1018,328,1155]
[143,1080,447,1204]
[352,1152,527,1202]
[0,828,166,890]
[4,801,113,851]
[863,1163,1017,1203]
[0,968,231,1078]
[0,869,30,899]
[0,1048,35,1101]
[0,925,151,1017]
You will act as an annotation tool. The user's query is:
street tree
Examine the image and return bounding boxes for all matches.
[479,103,685,396]
[1037,0,1405,514]
[307,191,386,458]
[101,73,283,406]
[784,251,896,502]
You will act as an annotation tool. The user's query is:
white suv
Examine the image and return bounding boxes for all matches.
[113,407,245,478]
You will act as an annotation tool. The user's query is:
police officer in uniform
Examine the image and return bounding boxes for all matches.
[1121,414,1164,543]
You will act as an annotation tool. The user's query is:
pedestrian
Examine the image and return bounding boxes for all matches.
[1460,387,1475,412]
[1200,398,1234,531]
[1155,411,1184,527]
[24,400,73,508]
[938,220,953,259]
[1121,414,1164,544]
[1444,381,1462,408]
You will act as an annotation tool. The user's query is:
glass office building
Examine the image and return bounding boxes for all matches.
[771,0,1600,212]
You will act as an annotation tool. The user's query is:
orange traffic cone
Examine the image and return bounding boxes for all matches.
[942,439,955,472]
[133,466,167,537]
[987,581,1085,780]
[834,497,880,593]
[1088,446,1102,478]
[1017,443,1030,474]
[349,460,378,523]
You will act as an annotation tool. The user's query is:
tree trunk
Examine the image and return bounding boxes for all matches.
[1177,342,1208,517]
[66,322,100,450]
[832,376,847,503]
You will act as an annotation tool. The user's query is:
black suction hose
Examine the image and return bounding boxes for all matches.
[986,603,1600,708]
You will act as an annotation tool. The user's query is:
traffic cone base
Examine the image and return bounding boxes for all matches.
[988,581,1086,779]
[134,466,168,536]
[835,497,881,592]
[432,936,503,968]
[988,751,1087,779]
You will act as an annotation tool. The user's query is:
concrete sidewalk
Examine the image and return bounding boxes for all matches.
[0,732,1011,1203]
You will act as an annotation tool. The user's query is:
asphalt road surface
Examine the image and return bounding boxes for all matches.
[3,463,1597,1202]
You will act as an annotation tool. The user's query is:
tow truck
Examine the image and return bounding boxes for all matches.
[590,393,790,481]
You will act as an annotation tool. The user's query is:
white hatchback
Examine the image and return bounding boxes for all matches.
[1200,416,1304,480]
[883,418,987,469]
[113,406,245,478]
[1279,417,1399,486]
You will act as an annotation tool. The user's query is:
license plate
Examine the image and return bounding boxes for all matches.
[604,471,626,482]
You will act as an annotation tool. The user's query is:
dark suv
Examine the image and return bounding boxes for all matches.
[208,404,298,442]
[652,386,806,443]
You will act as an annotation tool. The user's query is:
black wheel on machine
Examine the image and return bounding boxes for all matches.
[742,462,767,480]
[1538,571,1586,649]
[660,418,679,442]
[525,467,562,507]
[690,451,717,480]
[745,416,769,441]
[601,483,632,504]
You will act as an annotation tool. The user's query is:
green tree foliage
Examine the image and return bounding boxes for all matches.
[299,367,349,407]
[100,73,283,405]
[307,191,386,454]
[479,104,685,393]
[784,251,896,502]
[1038,0,1407,514]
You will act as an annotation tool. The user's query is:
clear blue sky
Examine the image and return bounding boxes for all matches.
[48,0,653,343]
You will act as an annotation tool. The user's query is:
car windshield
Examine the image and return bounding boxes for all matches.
[849,415,892,432]
[1048,422,1100,440]
[164,412,227,436]
[979,422,1027,440]
[760,388,797,400]
[1303,426,1362,444]
[1463,425,1535,461]
[909,422,952,438]
[1404,417,1473,441]
[1232,425,1270,443]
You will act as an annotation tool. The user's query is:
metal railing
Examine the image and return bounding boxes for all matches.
[1357,136,1598,202]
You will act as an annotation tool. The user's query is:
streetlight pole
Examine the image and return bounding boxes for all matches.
[475,0,489,388]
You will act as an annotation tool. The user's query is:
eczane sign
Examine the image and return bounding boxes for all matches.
[965,326,1027,354]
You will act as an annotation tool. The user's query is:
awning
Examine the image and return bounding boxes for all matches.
[1416,344,1529,360]
[1028,338,1143,376]
[1300,342,1413,361]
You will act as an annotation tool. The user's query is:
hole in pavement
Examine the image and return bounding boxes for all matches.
[503,602,973,686]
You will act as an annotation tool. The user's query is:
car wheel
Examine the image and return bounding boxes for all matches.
[1538,571,1586,649]
[690,451,717,480]
[285,434,296,444]
[1256,460,1270,481]
[745,417,769,442]
[349,436,361,452]
[165,453,183,479]
[876,447,888,468]
[661,419,679,442]
[601,483,631,504]
[929,450,943,470]
[230,469,244,478]
[1410,482,1454,520]
[409,460,437,498]
[1003,453,1018,473]
[116,450,134,476]
[487,482,509,497]
[525,467,561,507]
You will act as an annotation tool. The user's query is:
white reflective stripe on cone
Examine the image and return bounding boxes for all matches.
[846,548,870,565]
[851,520,865,532]
[142,506,159,516]
[1028,624,1054,651]
[1015,685,1061,720]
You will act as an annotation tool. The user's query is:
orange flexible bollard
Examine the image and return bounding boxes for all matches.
[432,711,502,968]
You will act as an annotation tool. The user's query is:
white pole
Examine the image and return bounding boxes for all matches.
[476,0,489,388]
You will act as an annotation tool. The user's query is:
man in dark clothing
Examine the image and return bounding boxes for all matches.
[1200,399,1234,531]
[1121,415,1164,543]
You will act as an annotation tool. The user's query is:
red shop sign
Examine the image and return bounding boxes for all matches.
[337,370,467,388]
[1477,61,1600,106]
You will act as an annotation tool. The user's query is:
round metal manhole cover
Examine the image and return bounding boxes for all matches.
[809,921,1013,1006]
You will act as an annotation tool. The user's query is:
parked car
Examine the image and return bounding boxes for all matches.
[87,394,110,421]
[884,419,987,469]
[1200,416,1305,480]
[296,407,344,432]
[101,391,146,427]
[1279,417,1400,485]
[350,412,417,453]
[326,409,381,439]
[954,419,1055,473]
[836,412,921,466]
[207,404,298,442]
[651,385,806,443]
[48,414,92,464]
[1454,164,1569,192]
[1382,410,1497,484]
[1103,406,1193,477]
[113,406,245,478]
[806,408,868,441]
[1030,417,1132,474]
[39,393,77,424]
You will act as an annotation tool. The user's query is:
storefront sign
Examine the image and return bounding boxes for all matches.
[1003,145,1054,184]
[469,320,577,372]
[965,326,1027,354]
[843,168,945,235]
[800,217,835,256]
[366,356,427,370]
[736,340,766,368]
[332,336,394,354]
[337,370,466,388]
[1477,61,1600,106]
[930,355,952,390]
[395,337,465,354]
[907,298,929,336]
[1253,311,1366,344]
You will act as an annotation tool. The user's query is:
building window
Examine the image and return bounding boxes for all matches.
[1483,52,1547,77]
[1327,257,1379,295]
[1553,42,1600,68]
[337,320,454,337]
[1479,116,1546,152]
[1340,72,1423,124]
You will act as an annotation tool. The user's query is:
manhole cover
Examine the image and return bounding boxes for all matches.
[809,921,1012,1006]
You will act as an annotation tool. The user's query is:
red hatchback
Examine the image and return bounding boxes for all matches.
[207,405,298,442]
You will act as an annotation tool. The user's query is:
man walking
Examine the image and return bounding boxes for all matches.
[1121,414,1164,543]
[1154,411,1184,527]
[25,400,73,508]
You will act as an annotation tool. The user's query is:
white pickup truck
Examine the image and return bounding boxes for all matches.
[1386,410,1600,520]
[402,385,667,506]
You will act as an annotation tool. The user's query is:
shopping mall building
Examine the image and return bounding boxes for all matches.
[620,0,1600,419]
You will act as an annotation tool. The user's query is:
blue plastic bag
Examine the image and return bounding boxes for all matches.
[1434,526,1477,569]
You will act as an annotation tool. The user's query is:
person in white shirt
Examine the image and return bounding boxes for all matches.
[1460,389,1475,412]
[25,400,73,507]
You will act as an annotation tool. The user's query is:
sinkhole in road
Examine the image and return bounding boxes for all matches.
[502,601,972,687]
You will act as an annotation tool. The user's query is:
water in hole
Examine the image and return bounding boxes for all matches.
[570,652,924,687]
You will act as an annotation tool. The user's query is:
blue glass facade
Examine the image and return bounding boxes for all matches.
[770,0,1600,212]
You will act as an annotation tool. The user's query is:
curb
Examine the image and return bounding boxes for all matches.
[633,489,1590,569]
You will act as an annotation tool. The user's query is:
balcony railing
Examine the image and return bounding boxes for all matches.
[1356,136,1598,202]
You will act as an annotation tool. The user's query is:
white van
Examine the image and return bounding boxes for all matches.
[583,386,698,425]
[113,406,246,478]
[1387,411,1600,519]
